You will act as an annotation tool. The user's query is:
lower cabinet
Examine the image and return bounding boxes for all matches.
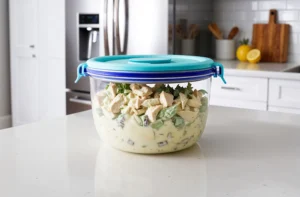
[210,76,300,115]
[210,75,268,111]
[268,79,300,109]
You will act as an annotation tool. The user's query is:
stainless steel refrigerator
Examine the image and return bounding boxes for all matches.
[66,0,173,114]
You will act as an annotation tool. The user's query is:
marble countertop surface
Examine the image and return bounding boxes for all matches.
[1,106,300,197]
[215,60,300,80]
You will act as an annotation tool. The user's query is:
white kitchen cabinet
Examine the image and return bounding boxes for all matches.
[268,79,300,109]
[9,0,65,126]
[211,76,268,102]
[210,75,268,110]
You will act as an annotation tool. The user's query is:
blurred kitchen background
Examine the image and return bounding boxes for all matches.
[1,0,300,129]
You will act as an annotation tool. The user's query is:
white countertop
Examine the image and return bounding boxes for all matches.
[216,60,300,80]
[1,106,300,197]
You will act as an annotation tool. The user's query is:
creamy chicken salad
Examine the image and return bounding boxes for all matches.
[92,82,208,153]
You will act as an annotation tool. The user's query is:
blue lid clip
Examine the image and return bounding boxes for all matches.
[213,62,226,84]
[75,63,88,83]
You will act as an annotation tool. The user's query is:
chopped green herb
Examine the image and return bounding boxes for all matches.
[172,115,185,128]
[158,105,178,121]
[116,83,131,95]
[184,82,193,97]
[201,97,208,106]
[173,84,184,98]
[200,105,207,112]
[199,89,208,95]
[151,119,164,130]
[134,115,143,126]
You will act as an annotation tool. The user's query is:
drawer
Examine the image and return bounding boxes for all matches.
[268,106,300,115]
[269,79,300,108]
[211,97,267,111]
[211,76,268,102]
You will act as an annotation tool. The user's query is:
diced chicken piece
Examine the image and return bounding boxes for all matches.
[123,95,129,105]
[130,83,141,90]
[109,94,125,113]
[101,107,118,119]
[173,98,183,111]
[106,83,117,99]
[145,105,163,122]
[193,89,198,97]
[142,98,160,107]
[187,95,202,108]
[135,98,144,109]
[133,86,153,97]
[141,86,153,96]
[159,91,174,108]
[132,108,147,115]
[128,98,136,109]
[121,105,131,114]
[140,96,148,101]
[177,111,198,122]
[179,93,188,109]
[94,90,107,107]
[102,96,112,108]
[154,92,160,99]
[128,97,144,109]
[173,98,181,105]
[193,90,203,101]
[184,105,191,111]
[127,92,135,99]
[192,107,199,112]
[142,84,152,89]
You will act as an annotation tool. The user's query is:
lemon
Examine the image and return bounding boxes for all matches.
[247,49,261,63]
[236,38,251,62]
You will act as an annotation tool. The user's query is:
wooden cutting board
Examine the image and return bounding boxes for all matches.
[252,9,290,63]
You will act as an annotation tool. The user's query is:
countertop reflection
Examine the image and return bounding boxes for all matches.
[1,107,300,197]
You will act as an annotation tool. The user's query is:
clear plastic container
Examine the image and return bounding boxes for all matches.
[76,55,226,154]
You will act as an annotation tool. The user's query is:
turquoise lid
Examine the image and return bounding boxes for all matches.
[86,55,214,72]
[75,55,226,84]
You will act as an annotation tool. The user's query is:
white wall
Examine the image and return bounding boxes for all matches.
[0,0,11,129]
[213,0,300,62]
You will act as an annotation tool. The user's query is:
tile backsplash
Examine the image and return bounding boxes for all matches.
[213,0,300,62]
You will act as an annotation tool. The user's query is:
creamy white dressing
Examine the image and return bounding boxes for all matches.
[92,98,208,154]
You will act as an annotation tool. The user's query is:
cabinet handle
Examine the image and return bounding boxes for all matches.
[32,54,36,58]
[29,45,35,48]
[221,86,241,91]
[69,97,91,106]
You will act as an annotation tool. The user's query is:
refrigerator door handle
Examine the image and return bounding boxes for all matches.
[69,97,91,106]
[87,30,98,59]
[103,0,110,55]
[115,0,128,55]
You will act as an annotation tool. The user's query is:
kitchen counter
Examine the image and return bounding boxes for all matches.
[216,60,300,80]
[1,107,300,197]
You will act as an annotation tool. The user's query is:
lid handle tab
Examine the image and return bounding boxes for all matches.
[75,63,88,83]
[213,62,226,84]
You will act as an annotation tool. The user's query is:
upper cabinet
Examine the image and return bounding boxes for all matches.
[9,0,65,126]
